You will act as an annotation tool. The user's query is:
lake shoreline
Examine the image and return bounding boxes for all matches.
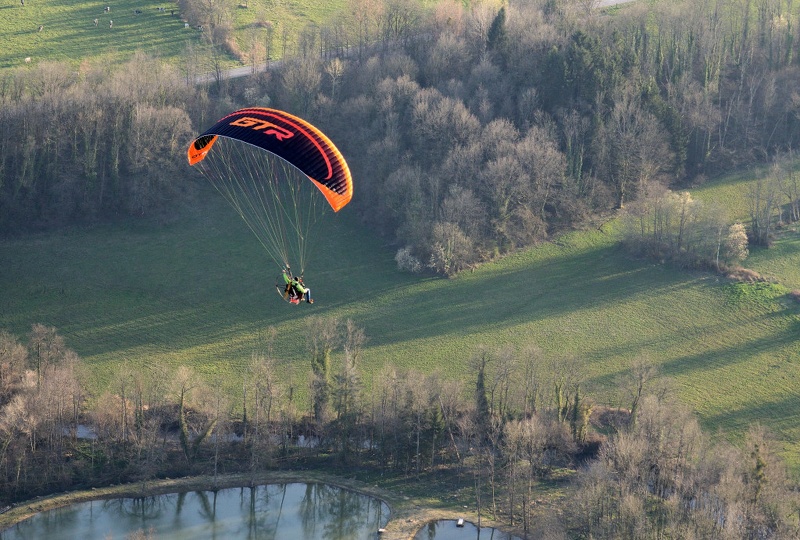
[0,470,520,540]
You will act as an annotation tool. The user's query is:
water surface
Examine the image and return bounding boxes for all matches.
[2,483,389,540]
[414,519,522,540]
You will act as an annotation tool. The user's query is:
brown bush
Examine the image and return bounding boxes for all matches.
[591,406,630,433]
[726,267,765,282]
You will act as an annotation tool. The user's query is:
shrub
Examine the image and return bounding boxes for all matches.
[394,246,423,273]
[726,267,765,283]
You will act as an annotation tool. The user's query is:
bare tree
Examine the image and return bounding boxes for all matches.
[516,344,545,418]
[297,23,319,59]
[201,376,231,482]
[348,0,384,60]
[773,150,800,223]
[27,324,64,389]
[324,58,345,101]
[620,355,660,428]
[411,88,480,168]
[464,2,496,57]
[263,21,275,68]
[0,331,26,406]
[381,0,422,46]
[172,366,203,464]
[281,58,322,116]
[307,316,340,424]
[747,173,781,245]
[440,184,486,241]
[247,349,281,469]
[244,26,264,73]
[402,369,428,477]
[596,84,671,209]
[502,419,525,527]
[423,32,470,87]
[428,221,474,275]
[330,320,365,458]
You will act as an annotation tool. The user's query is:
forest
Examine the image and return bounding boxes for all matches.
[2,0,800,537]
[0,318,800,538]
[1,322,798,538]
[1,0,799,271]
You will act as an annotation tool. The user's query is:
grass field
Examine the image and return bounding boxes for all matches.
[1,0,799,478]
[692,166,800,290]
[0,0,193,69]
[0,0,353,71]
[228,0,349,56]
[2,170,800,474]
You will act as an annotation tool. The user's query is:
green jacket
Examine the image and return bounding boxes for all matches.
[282,271,307,294]
[293,279,307,294]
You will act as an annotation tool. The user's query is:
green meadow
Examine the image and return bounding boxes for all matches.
[0,0,191,69]
[228,0,349,50]
[2,170,800,473]
[1,0,799,478]
[693,167,800,291]
[0,0,350,70]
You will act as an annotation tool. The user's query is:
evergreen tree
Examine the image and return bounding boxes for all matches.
[487,7,508,63]
[475,359,491,443]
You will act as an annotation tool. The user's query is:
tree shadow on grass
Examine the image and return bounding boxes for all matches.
[347,244,690,349]
[702,394,800,441]
[656,315,799,380]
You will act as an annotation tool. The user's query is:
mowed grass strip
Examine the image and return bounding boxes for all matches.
[2,176,799,472]
[0,0,197,69]
[1,0,356,71]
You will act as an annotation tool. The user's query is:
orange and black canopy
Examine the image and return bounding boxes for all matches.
[188,107,352,212]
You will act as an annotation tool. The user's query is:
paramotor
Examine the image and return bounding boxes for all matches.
[187,107,353,276]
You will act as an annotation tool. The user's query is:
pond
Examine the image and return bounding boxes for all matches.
[1,483,389,540]
[414,519,523,540]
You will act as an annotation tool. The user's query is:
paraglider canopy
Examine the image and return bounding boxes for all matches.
[188,107,352,211]
[187,107,353,275]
